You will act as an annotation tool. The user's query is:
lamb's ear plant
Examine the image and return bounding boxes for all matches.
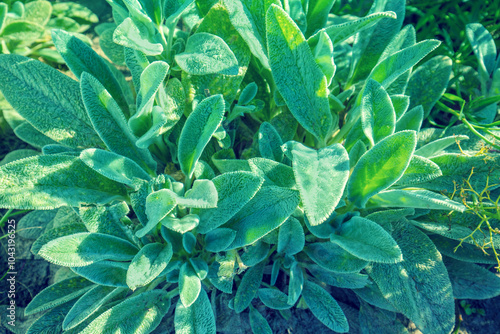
[0,0,98,134]
[0,1,499,333]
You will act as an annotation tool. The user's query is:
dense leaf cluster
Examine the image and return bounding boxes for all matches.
[0,0,499,333]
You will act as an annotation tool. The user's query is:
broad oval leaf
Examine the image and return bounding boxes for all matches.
[369,222,455,334]
[162,214,200,234]
[26,299,78,334]
[113,17,163,56]
[226,186,300,249]
[259,121,284,162]
[174,288,216,334]
[309,11,397,47]
[80,72,156,173]
[266,4,332,144]
[38,232,139,267]
[330,217,402,263]
[360,79,396,146]
[249,305,272,334]
[347,130,417,208]
[405,56,453,117]
[258,288,292,310]
[137,189,177,238]
[0,155,127,210]
[0,55,101,148]
[444,257,500,300]
[175,32,238,75]
[414,135,469,158]
[25,277,94,316]
[367,39,441,90]
[349,0,405,83]
[24,0,52,26]
[205,228,237,252]
[308,265,369,289]
[248,158,295,188]
[466,23,497,77]
[71,261,129,287]
[234,262,265,313]
[80,149,151,186]
[52,29,129,115]
[395,105,424,132]
[80,290,171,334]
[288,261,303,306]
[63,286,125,330]
[223,0,278,69]
[181,179,218,208]
[395,155,442,186]
[278,217,305,256]
[367,189,466,212]
[304,242,368,273]
[179,262,202,307]
[196,172,263,234]
[127,242,173,290]
[284,141,349,226]
[178,94,225,178]
[302,280,349,333]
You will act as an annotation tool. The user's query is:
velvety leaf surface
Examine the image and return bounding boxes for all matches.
[369,222,455,334]
[234,262,265,313]
[80,73,156,173]
[52,29,129,114]
[258,122,284,162]
[304,242,368,273]
[414,135,469,158]
[466,23,497,76]
[444,257,500,300]
[284,141,349,226]
[0,155,127,210]
[127,243,173,290]
[266,4,332,144]
[367,189,465,212]
[278,217,305,256]
[258,288,292,310]
[63,286,124,330]
[175,32,238,75]
[0,55,101,148]
[367,40,441,89]
[137,189,176,238]
[396,155,442,186]
[71,261,129,287]
[196,172,263,234]
[405,56,452,117]
[178,94,225,178]
[302,280,349,333]
[360,79,395,146]
[395,105,424,132]
[309,11,396,46]
[179,262,202,307]
[80,290,171,334]
[226,186,300,249]
[80,149,151,186]
[308,265,369,289]
[25,277,94,315]
[249,306,272,334]
[204,228,237,252]
[174,289,216,334]
[248,158,295,188]
[347,131,417,208]
[38,232,138,267]
[224,0,279,69]
[330,216,402,263]
[349,0,405,83]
